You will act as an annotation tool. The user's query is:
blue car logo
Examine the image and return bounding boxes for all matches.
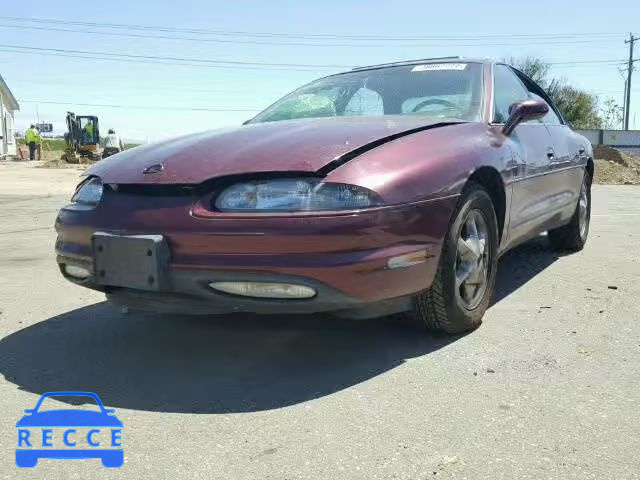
[16,391,123,468]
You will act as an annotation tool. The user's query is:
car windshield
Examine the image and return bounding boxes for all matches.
[251,62,484,124]
[36,395,102,412]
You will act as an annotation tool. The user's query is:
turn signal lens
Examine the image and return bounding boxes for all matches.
[64,264,91,279]
[387,250,429,269]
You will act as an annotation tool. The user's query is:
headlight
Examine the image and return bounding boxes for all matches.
[70,177,104,207]
[215,179,383,212]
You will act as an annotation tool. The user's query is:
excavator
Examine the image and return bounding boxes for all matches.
[61,112,102,163]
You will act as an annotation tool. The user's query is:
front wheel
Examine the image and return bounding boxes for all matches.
[413,183,499,334]
[15,450,38,468]
[548,172,591,252]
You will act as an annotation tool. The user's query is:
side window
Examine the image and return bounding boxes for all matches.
[493,64,530,123]
[514,71,564,126]
[344,87,384,116]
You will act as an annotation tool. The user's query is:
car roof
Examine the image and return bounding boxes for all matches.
[347,57,493,74]
[31,391,108,412]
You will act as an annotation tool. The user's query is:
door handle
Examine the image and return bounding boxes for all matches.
[578,147,587,159]
[547,149,555,161]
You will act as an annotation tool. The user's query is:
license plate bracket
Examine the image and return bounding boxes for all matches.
[92,233,169,291]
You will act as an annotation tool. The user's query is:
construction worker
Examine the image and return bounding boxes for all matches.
[24,125,41,161]
[83,121,95,143]
[102,128,124,158]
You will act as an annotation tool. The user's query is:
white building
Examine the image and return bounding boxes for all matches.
[0,74,19,158]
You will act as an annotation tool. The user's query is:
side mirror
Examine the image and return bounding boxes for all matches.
[502,99,549,136]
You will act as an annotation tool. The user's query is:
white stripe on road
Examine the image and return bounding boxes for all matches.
[592,213,640,217]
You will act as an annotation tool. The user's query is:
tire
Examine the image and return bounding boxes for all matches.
[15,450,38,468]
[101,450,125,468]
[548,171,591,252]
[413,182,499,334]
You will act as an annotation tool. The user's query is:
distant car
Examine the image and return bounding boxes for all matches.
[16,391,123,468]
[55,58,592,333]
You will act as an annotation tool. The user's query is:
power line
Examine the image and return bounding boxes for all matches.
[0,23,372,48]
[0,48,333,72]
[15,76,640,101]
[1,47,629,85]
[0,15,629,41]
[0,43,351,69]
[591,89,640,94]
[0,43,629,72]
[0,23,625,48]
[16,78,260,95]
[18,99,259,112]
[549,59,627,65]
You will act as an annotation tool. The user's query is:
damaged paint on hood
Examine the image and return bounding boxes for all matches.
[87,116,459,184]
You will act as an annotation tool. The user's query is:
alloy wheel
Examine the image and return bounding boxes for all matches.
[455,209,490,310]
[578,177,589,239]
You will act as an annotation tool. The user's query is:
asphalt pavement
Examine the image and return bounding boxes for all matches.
[1,161,639,479]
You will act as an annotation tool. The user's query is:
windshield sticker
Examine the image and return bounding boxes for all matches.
[411,63,468,72]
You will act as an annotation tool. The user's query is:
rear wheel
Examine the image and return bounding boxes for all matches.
[101,449,124,468]
[548,172,591,252]
[413,183,499,334]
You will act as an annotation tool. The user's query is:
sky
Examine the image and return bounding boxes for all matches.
[1,0,638,142]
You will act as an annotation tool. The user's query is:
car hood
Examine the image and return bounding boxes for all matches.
[88,116,459,184]
[16,410,123,427]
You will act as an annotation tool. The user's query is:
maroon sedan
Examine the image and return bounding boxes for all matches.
[55,58,592,333]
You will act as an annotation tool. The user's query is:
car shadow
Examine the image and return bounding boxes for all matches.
[0,305,458,414]
[0,236,561,415]
[492,235,563,305]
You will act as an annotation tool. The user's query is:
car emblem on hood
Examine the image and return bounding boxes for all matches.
[142,163,164,174]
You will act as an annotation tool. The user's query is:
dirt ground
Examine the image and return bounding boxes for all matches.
[593,145,640,185]
[0,160,85,195]
[594,159,640,185]
[15,143,66,164]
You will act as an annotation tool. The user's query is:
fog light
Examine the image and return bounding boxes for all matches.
[387,249,429,269]
[209,281,316,299]
[64,264,91,280]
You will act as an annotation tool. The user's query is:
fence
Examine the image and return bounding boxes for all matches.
[575,129,640,155]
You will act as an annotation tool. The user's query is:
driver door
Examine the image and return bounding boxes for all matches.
[493,64,556,250]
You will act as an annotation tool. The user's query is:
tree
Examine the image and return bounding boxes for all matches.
[600,98,624,129]
[546,79,602,128]
[506,57,603,128]
[503,56,550,87]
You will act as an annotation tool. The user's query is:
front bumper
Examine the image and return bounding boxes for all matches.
[55,192,457,316]
[58,257,415,317]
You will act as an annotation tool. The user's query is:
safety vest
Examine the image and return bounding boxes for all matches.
[25,128,40,143]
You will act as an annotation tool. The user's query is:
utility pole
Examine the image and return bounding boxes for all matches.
[624,33,638,130]
[618,66,628,125]
[622,78,627,123]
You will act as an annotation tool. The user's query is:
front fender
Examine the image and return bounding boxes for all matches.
[323,122,514,206]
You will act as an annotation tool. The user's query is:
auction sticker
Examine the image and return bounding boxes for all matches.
[411,63,467,72]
